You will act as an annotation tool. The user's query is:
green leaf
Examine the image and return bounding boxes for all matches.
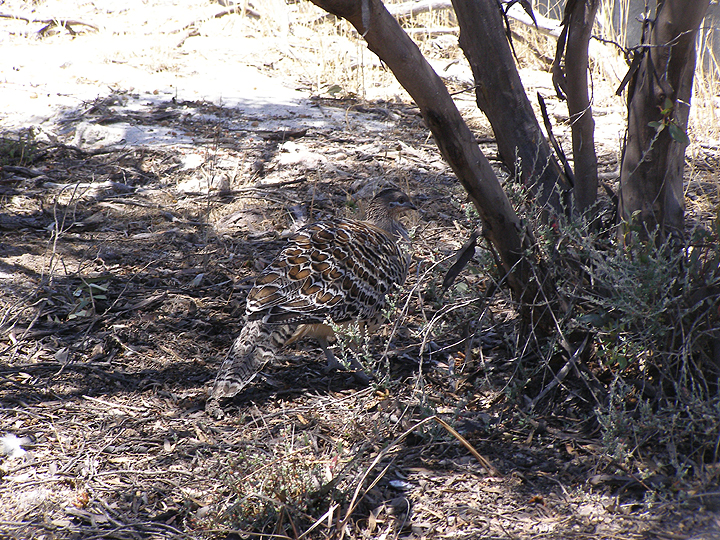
[648,120,665,132]
[668,122,690,145]
[88,282,109,292]
[327,84,343,96]
[661,97,674,115]
[454,282,469,294]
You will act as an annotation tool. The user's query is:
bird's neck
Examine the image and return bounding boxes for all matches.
[365,206,408,240]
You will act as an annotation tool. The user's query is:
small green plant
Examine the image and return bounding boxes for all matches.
[68,278,109,319]
[330,319,379,375]
[597,378,720,479]
[648,97,691,145]
[327,285,405,387]
[0,130,39,166]
[521,189,720,487]
[326,83,344,97]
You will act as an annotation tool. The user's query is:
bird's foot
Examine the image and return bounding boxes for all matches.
[351,369,371,384]
[322,360,372,385]
[323,355,343,372]
[318,338,372,384]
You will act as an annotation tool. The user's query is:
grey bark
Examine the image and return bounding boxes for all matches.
[618,0,709,241]
[553,0,599,213]
[451,0,567,215]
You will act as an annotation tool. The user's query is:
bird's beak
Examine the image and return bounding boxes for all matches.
[396,199,416,212]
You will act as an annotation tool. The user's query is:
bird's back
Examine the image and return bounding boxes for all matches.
[248,218,408,326]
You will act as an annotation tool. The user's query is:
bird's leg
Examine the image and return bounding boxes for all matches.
[318,337,370,383]
[319,336,342,371]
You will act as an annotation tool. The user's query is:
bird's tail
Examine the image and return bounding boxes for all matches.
[209,319,296,401]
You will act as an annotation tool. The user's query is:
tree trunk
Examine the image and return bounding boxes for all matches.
[559,0,599,213]
[308,0,533,297]
[451,0,567,215]
[618,0,709,241]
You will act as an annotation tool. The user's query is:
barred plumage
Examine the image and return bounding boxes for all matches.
[207,188,415,417]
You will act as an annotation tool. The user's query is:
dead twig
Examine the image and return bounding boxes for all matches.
[433,416,502,477]
[0,13,99,35]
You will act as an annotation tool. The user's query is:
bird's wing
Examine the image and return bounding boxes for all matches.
[246,219,407,325]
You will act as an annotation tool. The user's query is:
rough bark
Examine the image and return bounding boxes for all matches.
[618,0,710,241]
[451,0,567,215]
[308,0,532,297]
[554,0,599,213]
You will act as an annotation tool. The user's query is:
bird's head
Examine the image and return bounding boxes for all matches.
[380,188,416,215]
[366,187,416,238]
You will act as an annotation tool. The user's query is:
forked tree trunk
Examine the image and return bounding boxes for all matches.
[452,0,567,215]
[618,0,709,241]
[308,0,534,298]
[553,0,599,213]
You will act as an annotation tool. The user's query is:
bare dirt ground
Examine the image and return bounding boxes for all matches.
[1,1,720,539]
